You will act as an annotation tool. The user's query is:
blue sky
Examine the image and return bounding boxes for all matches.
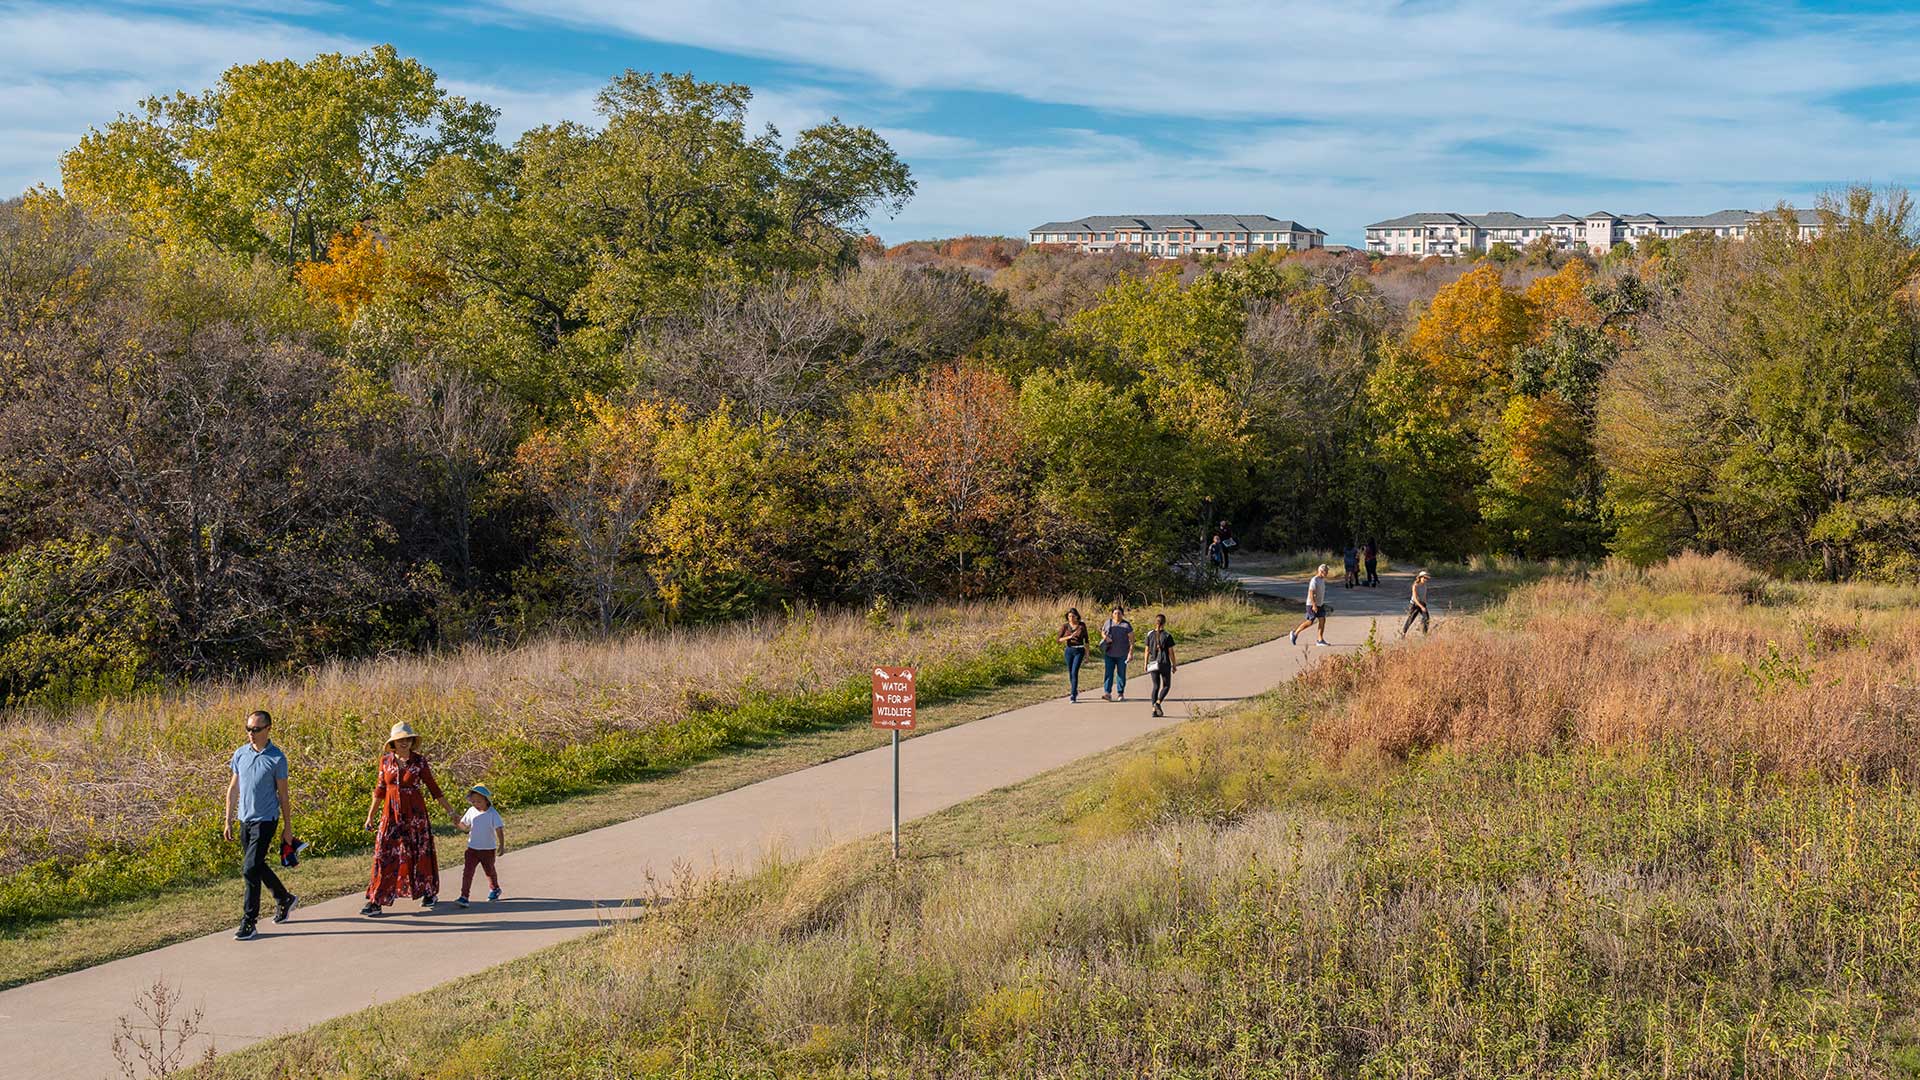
[3,1,1918,244]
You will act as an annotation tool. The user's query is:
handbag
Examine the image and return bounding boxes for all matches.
[1146,659,1162,673]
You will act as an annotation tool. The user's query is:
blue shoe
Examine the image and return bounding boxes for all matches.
[487,887,501,902]
[455,896,469,908]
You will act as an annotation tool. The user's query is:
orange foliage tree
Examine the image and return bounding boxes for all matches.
[295,225,390,326]
[884,362,1021,591]
[1406,263,1534,392]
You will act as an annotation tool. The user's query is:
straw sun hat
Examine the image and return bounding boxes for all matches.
[385,721,421,749]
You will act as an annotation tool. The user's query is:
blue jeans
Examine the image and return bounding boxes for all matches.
[1103,654,1128,695]
[1064,646,1086,699]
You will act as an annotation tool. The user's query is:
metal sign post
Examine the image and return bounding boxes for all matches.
[871,666,917,859]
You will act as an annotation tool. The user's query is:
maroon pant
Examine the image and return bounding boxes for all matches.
[461,848,500,897]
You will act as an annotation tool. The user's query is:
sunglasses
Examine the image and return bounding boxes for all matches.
[246,724,270,733]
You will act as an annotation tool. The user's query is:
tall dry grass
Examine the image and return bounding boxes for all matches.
[0,595,1254,912]
[198,557,1920,1077]
[1310,552,1920,776]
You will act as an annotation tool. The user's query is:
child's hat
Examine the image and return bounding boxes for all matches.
[468,784,494,806]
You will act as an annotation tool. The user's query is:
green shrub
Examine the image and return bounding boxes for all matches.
[0,539,161,708]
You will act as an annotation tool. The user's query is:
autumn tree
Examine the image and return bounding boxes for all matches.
[296,225,394,326]
[0,240,391,670]
[1521,259,1601,333]
[1480,393,1605,557]
[884,363,1022,593]
[1405,263,1534,391]
[515,398,668,632]
[62,45,496,264]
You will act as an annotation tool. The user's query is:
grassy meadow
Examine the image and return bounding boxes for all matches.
[0,594,1266,934]
[200,554,1920,1078]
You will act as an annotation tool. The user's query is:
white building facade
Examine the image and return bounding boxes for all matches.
[1364,208,1823,258]
[1026,214,1327,257]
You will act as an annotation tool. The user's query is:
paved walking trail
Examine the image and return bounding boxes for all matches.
[1,571,1432,1078]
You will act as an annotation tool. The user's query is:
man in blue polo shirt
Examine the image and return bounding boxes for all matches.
[223,709,298,940]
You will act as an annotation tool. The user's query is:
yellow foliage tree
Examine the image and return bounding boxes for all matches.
[295,226,389,326]
[1406,263,1533,392]
[1521,259,1601,335]
[514,397,668,631]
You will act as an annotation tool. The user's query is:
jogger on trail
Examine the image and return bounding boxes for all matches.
[1402,570,1432,637]
[1290,565,1331,647]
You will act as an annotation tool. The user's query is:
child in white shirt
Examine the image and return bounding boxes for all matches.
[456,784,506,907]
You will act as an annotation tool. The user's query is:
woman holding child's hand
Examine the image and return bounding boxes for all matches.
[359,721,457,916]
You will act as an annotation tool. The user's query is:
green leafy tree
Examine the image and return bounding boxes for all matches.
[62,45,496,263]
[400,71,913,409]
[649,404,799,621]
[1600,189,1920,576]
[0,540,161,706]
[1363,344,1486,556]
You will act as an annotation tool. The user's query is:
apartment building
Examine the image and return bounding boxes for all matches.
[1026,214,1327,257]
[1364,208,1824,258]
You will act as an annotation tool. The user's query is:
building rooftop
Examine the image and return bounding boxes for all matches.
[1029,214,1325,234]
[1366,207,1822,233]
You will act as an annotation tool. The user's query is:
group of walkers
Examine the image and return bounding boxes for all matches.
[1289,562,1434,646]
[1057,606,1179,716]
[1342,539,1381,588]
[1057,553,1433,701]
[1207,520,1238,569]
[223,712,509,941]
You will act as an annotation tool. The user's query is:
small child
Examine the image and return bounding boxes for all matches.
[456,784,505,907]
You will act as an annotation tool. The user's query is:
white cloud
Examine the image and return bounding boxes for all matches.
[440,78,602,140]
[483,0,1920,237]
[0,3,359,193]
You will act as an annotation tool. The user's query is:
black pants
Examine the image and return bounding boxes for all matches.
[1402,603,1429,635]
[240,818,292,922]
[1150,666,1172,705]
[1365,559,1378,586]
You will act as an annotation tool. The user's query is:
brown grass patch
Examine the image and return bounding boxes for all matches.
[1310,555,1920,776]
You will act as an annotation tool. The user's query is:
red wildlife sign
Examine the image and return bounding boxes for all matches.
[871,666,917,729]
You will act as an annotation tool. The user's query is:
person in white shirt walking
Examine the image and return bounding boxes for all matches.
[1290,564,1332,647]
[456,784,506,906]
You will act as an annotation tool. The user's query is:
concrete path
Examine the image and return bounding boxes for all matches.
[0,572,1431,1078]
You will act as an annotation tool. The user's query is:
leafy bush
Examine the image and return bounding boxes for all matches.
[0,539,160,707]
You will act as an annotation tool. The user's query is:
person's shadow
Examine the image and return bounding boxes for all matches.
[274,896,666,938]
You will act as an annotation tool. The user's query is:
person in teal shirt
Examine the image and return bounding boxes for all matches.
[224,709,298,940]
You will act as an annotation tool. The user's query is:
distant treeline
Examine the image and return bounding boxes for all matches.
[2,45,1917,705]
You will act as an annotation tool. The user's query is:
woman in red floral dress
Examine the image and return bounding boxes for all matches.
[360,721,459,915]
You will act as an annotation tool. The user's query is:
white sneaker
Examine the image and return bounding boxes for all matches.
[1289,630,1298,645]
[1315,640,1330,647]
